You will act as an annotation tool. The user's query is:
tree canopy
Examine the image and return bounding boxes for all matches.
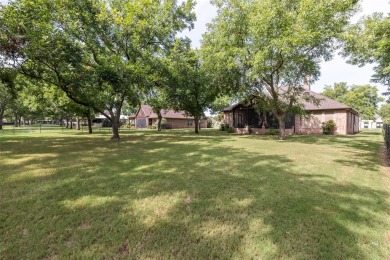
[201,0,358,139]
[343,13,390,100]
[0,0,195,139]
[322,82,383,120]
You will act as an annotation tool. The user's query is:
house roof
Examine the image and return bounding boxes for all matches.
[133,105,195,119]
[223,90,358,114]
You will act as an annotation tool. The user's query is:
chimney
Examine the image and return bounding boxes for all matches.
[303,75,311,91]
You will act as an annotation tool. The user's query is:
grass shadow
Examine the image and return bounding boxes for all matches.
[0,131,388,258]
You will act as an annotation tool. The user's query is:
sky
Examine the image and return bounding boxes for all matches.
[1,0,389,95]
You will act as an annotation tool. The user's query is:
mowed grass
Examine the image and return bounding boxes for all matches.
[0,129,389,259]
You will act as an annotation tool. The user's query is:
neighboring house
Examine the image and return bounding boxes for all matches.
[360,114,383,130]
[223,90,359,135]
[131,105,208,129]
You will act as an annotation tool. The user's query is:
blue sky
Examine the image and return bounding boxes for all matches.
[2,0,389,95]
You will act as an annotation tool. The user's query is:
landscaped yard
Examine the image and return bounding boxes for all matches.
[0,129,389,259]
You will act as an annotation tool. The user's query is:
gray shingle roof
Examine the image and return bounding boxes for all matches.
[223,90,358,114]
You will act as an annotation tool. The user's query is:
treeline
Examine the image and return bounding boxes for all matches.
[1,0,389,139]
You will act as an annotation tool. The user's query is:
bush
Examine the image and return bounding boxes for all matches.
[226,127,234,133]
[219,124,226,131]
[322,120,337,135]
[265,129,280,135]
[147,125,157,129]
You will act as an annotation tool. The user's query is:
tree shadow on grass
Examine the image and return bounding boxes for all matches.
[0,133,389,259]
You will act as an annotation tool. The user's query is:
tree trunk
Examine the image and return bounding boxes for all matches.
[157,113,162,131]
[0,110,3,130]
[66,118,69,128]
[194,115,199,134]
[70,119,73,129]
[77,118,81,130]
[277,115,286,140]
[14,113,18,127]
[111,116,120,140]
[87,115,93,134]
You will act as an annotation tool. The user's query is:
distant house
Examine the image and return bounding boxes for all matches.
[360,114,383,130]
[223,90,359,135]
[131,105,208,129]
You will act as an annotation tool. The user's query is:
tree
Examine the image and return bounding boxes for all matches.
[343,13,390,100]
[378,103,390,124]
[322,83,383,120]
[201,0,358,139]
[146,88,170,131]
[168,42,216,134]
[0,0,195,139]
[322,82,349,102]
[0,68,17,130]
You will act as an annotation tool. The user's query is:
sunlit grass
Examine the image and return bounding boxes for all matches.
[0,129,389,259]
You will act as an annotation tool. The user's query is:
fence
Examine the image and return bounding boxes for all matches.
[384,124,390,151]
[0,124,134,135]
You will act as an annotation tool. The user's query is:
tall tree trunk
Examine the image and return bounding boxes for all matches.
[77,118,81,130]
[157,112,162,131]
[277,114,286,140]
[111,116,120,140]
[87,115,93,134]
[0,110,4,130]
[70,118,73,129]
[66,118,69,128]
[194,115,199,134]
[14,113,18,127]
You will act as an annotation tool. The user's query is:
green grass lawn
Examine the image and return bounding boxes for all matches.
[0,129,389,259]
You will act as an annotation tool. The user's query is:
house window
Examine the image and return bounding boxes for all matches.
[363,122,369,128]
[377,122,383,128]
[187,120,193,126]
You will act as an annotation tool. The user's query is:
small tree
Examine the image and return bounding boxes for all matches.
[167,42,217,134]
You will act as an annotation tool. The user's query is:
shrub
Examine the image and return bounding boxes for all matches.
[220,124,226,131]
[265,129,280,135]
[226,127,234,133]
[322,120,337,135]
[147,125,157,129]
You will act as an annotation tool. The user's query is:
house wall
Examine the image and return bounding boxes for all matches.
[295,110,356,135]
[149,118,207,129]
[223,112,233,127]
[360,119,382,130]
[346,112,359,134]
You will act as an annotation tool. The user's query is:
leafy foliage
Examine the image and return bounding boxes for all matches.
[378,103,390,124]
[0,0,195,139]
[322,120,337,135]
[202,0,358,139]
[343,13,390,100]
[322,83,383,119]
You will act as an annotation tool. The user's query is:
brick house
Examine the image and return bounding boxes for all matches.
[131,105,208,129]
[223,91,359,135]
